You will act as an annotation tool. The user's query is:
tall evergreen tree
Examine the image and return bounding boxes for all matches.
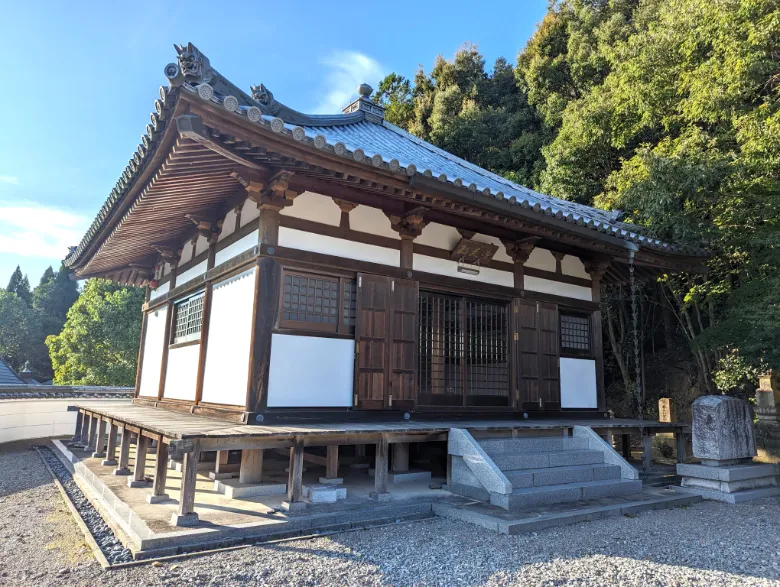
[6,265,32,305]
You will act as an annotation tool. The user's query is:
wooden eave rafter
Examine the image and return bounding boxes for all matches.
[73,91,706,284]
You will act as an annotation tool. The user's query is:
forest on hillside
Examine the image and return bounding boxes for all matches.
[374,0,779,416]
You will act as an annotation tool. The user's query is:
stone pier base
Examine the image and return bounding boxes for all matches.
[677,461,780,503]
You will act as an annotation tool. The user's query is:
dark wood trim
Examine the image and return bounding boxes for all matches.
[273,328,354,341]
[168,339,201,350]
[194,282,213,405]
[157,301,174,401]
[246,259,281,413]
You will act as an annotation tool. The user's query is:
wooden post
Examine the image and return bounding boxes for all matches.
[584,258,611,413]
[70,411,84,444]
[86,414,99,452]
[129,435,150,487]
[321,445,340,483]
[194,282,213,405]
[102,422,119,466]
[370,435,390,501]
[147,440,170,503]
[355,444,366,458]
[602,428,614,448]
[622,434,632,459]
[642,432,654,471]
[157,300,175,400]
[246,258,281,414]
[171,446,200,526]
[92,418,107,458]
[392,443,410,473]
[80,413,91,445]
[285,437,305,509]
[239,449,264,484]
[115,425,131,475]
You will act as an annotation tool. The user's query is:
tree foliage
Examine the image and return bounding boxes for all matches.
[46,279,144,386]
[0,290,43,373]
[6,265,32,305]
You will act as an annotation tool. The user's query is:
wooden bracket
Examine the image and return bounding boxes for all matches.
[502,237,540,265]
[386,206,428,240]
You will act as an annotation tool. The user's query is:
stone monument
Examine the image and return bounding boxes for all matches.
[677,395,780,503]
[755,372,780,459]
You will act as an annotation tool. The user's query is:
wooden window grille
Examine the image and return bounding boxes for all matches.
[279,271,357,334]
[560,313,591,355]
[418,292,509,407]
[171,292,205,344]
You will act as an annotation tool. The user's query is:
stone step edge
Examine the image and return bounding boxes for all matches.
[433,491,702,535]
[509,477,637,496]
[502,463,620,476]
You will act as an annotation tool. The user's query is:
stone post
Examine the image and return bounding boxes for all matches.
[756,372,780,459]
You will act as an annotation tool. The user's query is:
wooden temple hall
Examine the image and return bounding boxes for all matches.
[64,44,706,527]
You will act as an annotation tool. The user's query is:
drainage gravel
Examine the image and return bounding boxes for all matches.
[35,445,133,564]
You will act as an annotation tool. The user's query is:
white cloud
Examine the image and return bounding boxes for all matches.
[0,176,20,185]
[313,51,386,114]
[0,202,90,263]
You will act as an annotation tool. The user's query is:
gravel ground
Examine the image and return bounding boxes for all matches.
[1,442,779,586]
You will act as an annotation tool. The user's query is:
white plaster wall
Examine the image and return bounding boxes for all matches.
[562,255,591,280]
[138,306,168,397]
[241,199,259,226]
[194,234,209,256]
[413,254,515,288]
[279,227,400,267]
[163,344,200,401]
[525,248,557,272]
[179,242,193,265]
[0,399,131,445]
[560,358,598,408]
[149,281,170,302]
[281,191,341,226]
[350,205,401,240]
[214,230,258,266]
[524,275,593,301]
[201,269,256,406]
[176,260,207,286]
[219,209,237,241]
[267,334,354,408]
[416,223,461,250]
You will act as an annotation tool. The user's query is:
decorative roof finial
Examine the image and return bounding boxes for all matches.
[342,82,384,123]
[164,43,214,87]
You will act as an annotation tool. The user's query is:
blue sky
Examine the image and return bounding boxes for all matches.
[0,0,547,287]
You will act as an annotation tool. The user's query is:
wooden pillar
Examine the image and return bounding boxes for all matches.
[115,425,131,475]
[388,210,426,270]
[322,445,340,482]
[129,435,150,487]
[102,422,119,466]
[86,414,99,452]
[642,432,654,471]
[333,198,357,230]
[370,435,390,500]
[214,450,229,475]
[239,449,264,485]
[584,258,611,413]
[194,282,213,405]
[392,443,410,473]
[355,444,366,458]
[400,238,414,270]
[282,438,305,510]
[92,418,107,458]
[157,299,175,400]
[171,446,200,526]
[622,434,632,459]
[70,411,84,444]
[147,440,170,503]
[246,257,281,414]
[601,428,614,448]
[503,239,538,291]
[80,413,91,445]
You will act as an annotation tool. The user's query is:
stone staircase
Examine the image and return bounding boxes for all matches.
[449,426,643,510]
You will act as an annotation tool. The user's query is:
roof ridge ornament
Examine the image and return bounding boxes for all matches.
[342,83,384,124]
[165,43,214,86]
[250,83,281,115]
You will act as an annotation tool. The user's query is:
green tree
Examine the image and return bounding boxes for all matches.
[32,264,80,338]
[46,279,144,386]
[0,290,43,374]
[6,265,32,305]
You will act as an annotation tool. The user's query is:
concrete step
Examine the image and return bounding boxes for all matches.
[479,436,589,456]
[491,478,643,510]
[504,463,622,488]
[434,487,702,534]
[491,449,604,471]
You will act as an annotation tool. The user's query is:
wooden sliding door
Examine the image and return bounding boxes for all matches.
[514,299,560,410]
[354,274,418,410]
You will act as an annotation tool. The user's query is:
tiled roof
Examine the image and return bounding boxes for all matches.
[64,43,704,272]
[0,358,24,385]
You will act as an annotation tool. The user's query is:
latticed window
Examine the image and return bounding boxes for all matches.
[279,271,356,334]
[560,313,591,354]
[172,292,205,344]
[418,292,509,407]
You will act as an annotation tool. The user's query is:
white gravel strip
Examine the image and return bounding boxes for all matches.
[1,443,778,586]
